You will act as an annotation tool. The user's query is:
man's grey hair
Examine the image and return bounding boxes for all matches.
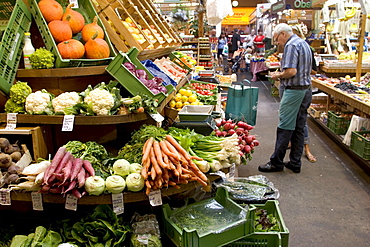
[273,23,293,36]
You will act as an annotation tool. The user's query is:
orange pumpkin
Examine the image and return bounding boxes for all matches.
[84,32,110,59]
[82,16,104,42]
[38,0,63,23]
[57,39,85,59]
[62,4,85,34]
[48,20,72,43]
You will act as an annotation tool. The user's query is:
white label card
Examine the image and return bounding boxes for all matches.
[112,193,124,215]
[228,164,236,182]
[62,115,75,131]
[69,0,79,8]
[65,194,78,211]
[0,188,11,205]
[149,113,164,123]
[148,190,162,206]
[31,192,43,211]
[5,113,17,130]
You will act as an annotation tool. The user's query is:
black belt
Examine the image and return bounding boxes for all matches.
[285,85,310,90]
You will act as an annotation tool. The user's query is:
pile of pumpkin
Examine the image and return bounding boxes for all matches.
[39,0,109,59]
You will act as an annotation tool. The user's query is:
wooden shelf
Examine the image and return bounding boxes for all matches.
[9,175,219,204]
[0,113,148,125]
[17,66,109,78]
[321,66,370,74]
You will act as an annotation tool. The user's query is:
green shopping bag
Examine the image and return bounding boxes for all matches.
[225,80,259,126]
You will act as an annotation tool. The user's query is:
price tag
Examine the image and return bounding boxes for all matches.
[148,190,162,206]
[31,192,43,211]
[149,113,164,123]
[112,193,124,215]
[62,115,75,131]
[69,0,79,8]
[65,194,78,211]
[228,164,236,182]
[5,113,17,130]
[0,188,11,205]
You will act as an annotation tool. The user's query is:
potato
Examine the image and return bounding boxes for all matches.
[0,138,10,149]
[0,153,12,169]
[10,151,22,162]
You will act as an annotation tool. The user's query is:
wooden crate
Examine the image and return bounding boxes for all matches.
[0,125,51,161]
[92,0,152,52]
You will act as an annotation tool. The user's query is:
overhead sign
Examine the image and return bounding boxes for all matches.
[286,0,312,9]
[222,7,254,25]
[271,1,286,13]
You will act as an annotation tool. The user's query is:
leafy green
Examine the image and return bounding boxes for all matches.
[31,226,47,247]
[131,234,162,247]
[10,235,28,247]
[254,208,280,232]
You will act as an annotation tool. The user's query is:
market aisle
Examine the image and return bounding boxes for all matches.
[237,72,370,247]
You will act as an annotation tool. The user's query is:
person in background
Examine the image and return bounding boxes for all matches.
[245,29,256,51]
[231,28,241,53]
[253,29,265,53]
[258,23,312,173]
[291,25,317,163]
[217,32,228,67]
[244,48,253,72]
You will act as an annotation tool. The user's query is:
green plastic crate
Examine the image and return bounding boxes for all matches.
[161,187,252,247]
[241,200,289,247]
[350,131,370,160]
[0,0,32,94]
[29,0,116,68]
[327,111,352,135]
[106,49,174,104]
[228,232,282,247]
[169,52,193,72]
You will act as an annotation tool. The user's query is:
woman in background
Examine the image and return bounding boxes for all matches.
[253,29,265,53]
[217,32,228,67]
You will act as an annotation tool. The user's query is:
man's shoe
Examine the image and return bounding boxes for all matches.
[258,162,284,172]
[284,162,301,173]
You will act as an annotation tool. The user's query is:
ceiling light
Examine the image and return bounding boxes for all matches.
[232,1,239,7]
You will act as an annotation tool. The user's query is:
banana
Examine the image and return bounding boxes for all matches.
[345,7,356,19]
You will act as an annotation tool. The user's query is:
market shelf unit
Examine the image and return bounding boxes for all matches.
[178,39,213,69]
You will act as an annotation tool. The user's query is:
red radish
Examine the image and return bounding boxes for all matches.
[72,188,83,198]
[226,119,233,123]
[235,128,245,135]
[83,160,95,177]
[48,151,72,184]
[49,186,63,194]
[245,124,254,130]
[239,144,245,150]
[238,136,243,141]
[61,159,74,184]
[64,179,77,194]
[215,130,222,137]
[239,151,244,156]
[250,142,255,148]
[221,131,228,137]
[253,140,260,146]
[245,135,254,144]
[244,129,249,135]
[224,123,232,130]
[221,119,226,125]
[244,145,252,153]
[230,123,236,129]
[228,129,236,135]
[70,158,84,181]
[40,184,51,192]
[54,173,64,181]
[77,167,86,188]
[240,139,246,146]
[43,146,66,184]
[216,121,222,127]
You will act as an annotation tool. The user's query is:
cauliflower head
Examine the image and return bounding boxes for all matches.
[52,91,82,115]
[9,81,32,104]
[84,88,114,115]
[25,90,54,115]
[29,47,55,69]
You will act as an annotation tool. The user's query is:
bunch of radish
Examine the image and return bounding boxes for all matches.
[214,119,259,156]
[40,146,95,198]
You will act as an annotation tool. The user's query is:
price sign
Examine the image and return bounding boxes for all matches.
[5,113,17,130]
[69,0,79,8]
[65,194,78,211]
[148,190,162,206]
[62,115,75,131]
[112,193,124,215]
[149,113,164,123]
[0,188,11,205]
[228,164,236,182]
[31,192,43,211]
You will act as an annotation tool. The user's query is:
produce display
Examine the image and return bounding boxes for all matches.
[171,51,197,69]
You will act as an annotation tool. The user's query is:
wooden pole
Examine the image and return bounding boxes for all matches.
[356,14,367,82]
[198,12,204,37]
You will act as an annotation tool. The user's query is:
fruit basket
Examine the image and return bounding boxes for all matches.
[327,111,353,135]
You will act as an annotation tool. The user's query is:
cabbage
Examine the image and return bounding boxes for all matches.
[129,163,143,174]
[84,176,105,195]
[105,175,126,194]
[112,159,131,176]
[126,173,145,192]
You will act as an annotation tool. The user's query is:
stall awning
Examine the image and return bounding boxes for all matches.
[221,7,254,25]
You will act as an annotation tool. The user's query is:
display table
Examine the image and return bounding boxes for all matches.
[250,61,269,82]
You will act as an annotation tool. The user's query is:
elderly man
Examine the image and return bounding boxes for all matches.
[258,23,312,173]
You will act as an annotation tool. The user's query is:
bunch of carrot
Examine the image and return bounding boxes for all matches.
[40,146,95,198]
[141,135,208,195]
